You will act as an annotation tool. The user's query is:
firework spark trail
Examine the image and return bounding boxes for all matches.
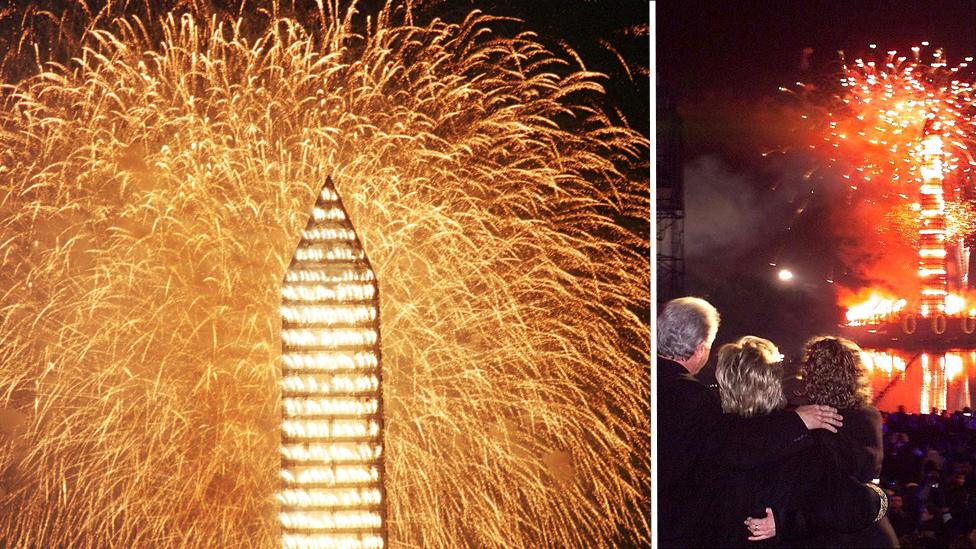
[0,2,649,548]
[792,46,976,185]
[782,45,976,319]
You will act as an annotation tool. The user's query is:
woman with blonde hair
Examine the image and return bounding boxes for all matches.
[800,335,898,547]
[712,336,888,547]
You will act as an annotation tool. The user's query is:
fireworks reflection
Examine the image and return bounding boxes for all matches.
[866,349,976,413]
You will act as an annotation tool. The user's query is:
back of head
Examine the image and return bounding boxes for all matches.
[801,335,871,409]
[715,336,786,418]
[657,297,720,360]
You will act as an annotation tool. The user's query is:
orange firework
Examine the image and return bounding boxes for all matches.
[807,46,976,184]
[789,45,976,321]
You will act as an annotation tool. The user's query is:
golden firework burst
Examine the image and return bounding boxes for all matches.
[0,1,649,547]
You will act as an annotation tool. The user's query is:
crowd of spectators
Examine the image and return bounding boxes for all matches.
[881,406,976,547]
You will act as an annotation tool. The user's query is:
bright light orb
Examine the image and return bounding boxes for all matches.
[778,269,794,282]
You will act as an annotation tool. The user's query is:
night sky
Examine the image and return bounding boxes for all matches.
[658,1,976,357]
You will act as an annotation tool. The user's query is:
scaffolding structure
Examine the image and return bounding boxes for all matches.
[656,85,684,305]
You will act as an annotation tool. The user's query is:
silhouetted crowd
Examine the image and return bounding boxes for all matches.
[881,407,976,547]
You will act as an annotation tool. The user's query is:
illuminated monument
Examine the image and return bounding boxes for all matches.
[279,177,386,549]
[786,46,976,346]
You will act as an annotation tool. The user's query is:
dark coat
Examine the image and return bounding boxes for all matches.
[809,405,899,548]
[657,357,812,547]
[712,423,885,548]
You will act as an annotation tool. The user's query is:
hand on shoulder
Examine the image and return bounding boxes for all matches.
[796,404,844,433]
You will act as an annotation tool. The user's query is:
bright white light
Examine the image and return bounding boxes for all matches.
[778,269,794,282]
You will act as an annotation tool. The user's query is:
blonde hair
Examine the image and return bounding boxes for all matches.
[801,336,871,409]
[715,336,786,418]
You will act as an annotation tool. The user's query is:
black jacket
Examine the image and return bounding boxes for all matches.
[808,405,899,548]
[712,423,885,547]
[657,357,812,547]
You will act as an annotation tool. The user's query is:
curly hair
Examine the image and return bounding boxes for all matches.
[715,336,786,418]
[801,336,872,409]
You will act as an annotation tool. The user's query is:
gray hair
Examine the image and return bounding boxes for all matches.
[656,297,720,360]
[716,336,787,418]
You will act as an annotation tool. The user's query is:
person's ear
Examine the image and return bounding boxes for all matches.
[694,341,708,359]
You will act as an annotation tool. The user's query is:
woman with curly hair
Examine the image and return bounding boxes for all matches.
[800,335,898,547]
[712,336,888,547]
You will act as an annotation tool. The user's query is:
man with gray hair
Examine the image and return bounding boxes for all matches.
[657,297,845,547]
[657,296,721,377]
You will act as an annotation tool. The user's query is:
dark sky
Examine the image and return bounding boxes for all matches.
[657,1,976,356]
[422,0,649,134]
[659,1,976,102]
